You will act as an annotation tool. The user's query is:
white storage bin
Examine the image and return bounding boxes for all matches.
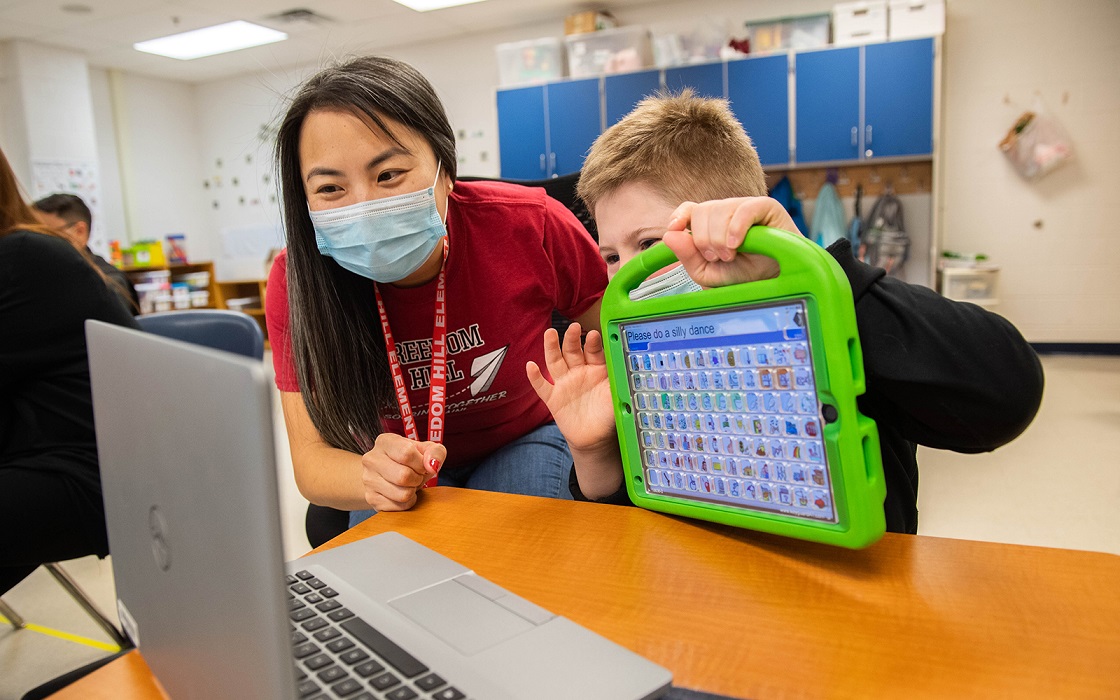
[652,17,730,67]
[565,26,653,78]
[226,296,262,312]
[495,37,565,86]
[744,14,831,53]
[889,0,944,39]
[173,271,210,291]
[833,1,888,46]
[939,264,1000,306]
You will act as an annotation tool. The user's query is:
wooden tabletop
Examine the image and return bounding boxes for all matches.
[51,487,1120,699]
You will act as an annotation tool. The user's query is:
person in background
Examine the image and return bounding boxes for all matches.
[266,55,607,528]
[1,147,139,594]
[526,92,1045,534]
[34,193,139,315]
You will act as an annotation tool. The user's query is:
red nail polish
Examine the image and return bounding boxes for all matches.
[429,458,441,472]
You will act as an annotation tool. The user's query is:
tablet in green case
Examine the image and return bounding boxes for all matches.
[601,226,886,548]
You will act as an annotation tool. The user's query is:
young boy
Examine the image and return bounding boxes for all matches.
[526,92,1043,534]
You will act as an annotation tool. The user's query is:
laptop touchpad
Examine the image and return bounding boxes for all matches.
[389,579,535,655]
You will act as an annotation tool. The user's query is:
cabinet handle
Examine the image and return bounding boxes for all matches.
[540,154,546,172]
[851,127,858,146]
[865,124,873,145]
[549,152,556,174]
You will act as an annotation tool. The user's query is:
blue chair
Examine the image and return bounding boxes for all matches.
[136,309,265,360]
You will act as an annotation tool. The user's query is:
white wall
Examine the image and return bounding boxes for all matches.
[110,72,211,262]
[939,0,1120,342]
[0,43,32,189]
[0,41,105,251]
[89,68,127,248]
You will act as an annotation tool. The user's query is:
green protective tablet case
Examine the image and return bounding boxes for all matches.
[601,226,886,548]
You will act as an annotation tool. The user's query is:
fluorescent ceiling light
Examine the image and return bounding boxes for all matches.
[134,21,287,60]
[391,0,489,11]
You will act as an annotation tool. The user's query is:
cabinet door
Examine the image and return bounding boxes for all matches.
[727,54,790,167]
[497,86,548,179]
[604,69,661,126]
[546,78,602,176]
[864,38,934,158]
[664,63,724,99]
[794,46,860,163]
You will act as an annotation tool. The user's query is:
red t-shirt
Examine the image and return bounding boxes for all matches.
[267,180,607,469]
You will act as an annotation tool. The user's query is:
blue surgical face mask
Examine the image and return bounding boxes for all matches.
[628,263,702,301]
[309,164,447,283]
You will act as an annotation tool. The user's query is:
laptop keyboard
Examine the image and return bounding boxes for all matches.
[288,570,468,700]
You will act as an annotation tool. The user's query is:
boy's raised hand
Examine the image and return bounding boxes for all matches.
[662,196,795,288]
[526,323,617,453]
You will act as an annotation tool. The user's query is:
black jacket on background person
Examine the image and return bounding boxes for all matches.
[0,230,139,593]
[571,239,1045,535]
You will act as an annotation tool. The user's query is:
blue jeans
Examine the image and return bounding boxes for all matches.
[348,422,572,528]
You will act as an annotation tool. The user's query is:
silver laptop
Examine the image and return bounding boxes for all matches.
[86,320,672,700]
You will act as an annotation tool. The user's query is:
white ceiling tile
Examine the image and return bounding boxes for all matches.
[0,17,50,41]
[80,7,242,48]
[0,0,159,32]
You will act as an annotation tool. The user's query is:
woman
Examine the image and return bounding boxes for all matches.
[266,56,607,525]
[0,146,139,594]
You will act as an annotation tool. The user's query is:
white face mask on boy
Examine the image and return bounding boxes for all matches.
[628,264,703,301]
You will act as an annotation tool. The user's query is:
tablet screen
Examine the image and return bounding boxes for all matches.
[619,300,838,523]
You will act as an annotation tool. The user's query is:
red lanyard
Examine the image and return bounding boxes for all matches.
[374,238,449,488]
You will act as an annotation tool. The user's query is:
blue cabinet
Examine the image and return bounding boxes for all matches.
[497,86,548,179]
[497,78,602,179]
[546,78,602,176]
[864,38,934,158]
[497,38,936,177]
[664,63,724,99]
[794,46,861,164]
[727,54,790,167]
[794,38,934,164]
[604,69,661,127]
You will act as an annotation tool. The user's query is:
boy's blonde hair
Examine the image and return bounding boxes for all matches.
[577,90,767,214]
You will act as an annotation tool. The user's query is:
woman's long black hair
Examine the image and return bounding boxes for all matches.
[275,55,457,453]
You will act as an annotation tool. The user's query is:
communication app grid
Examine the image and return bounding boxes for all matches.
[620,301,838,523]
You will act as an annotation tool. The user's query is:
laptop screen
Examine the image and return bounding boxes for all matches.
[618,299,838,523]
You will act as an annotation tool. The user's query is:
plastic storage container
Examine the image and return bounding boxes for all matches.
[833,1,888,46]
[225,296,261,312]
[744,14,831,52]
[173,271,210,291]
[495,37,565,86]
[939,264,1000,307]
[565,25,653,78]
[189,290,210,308]
[652,17,730,67]
[889,0,944,39]
[171,283,191,310]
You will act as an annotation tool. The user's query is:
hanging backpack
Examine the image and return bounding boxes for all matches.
[860,188,909,276]
[810,181,847,248]
[768,175,809,237]
[847,184,863,247]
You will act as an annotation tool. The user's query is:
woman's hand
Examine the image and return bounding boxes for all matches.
[360,433,445,511]
[526,324,617,453]
[662,197,795,288]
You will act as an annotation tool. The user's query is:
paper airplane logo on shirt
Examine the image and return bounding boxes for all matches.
[469,345,508,396]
